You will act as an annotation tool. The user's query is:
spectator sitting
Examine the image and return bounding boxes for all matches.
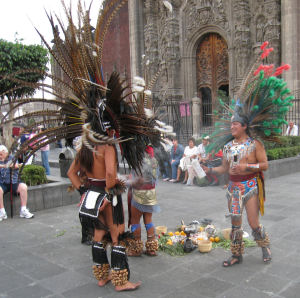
[186,136,210,185]
[169,137,184,182]
[0,145,34,221]
[174,137,198,184]
[285,121,298,136]
[197,135,210,163]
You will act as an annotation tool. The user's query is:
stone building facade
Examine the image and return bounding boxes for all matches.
[50,0,300,141]
[127,0,300,140]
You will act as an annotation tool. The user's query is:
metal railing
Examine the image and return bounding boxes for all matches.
[154,100,193,145]
[286,99,300,126]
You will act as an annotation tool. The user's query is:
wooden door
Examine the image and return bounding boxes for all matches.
[196,33,228,127]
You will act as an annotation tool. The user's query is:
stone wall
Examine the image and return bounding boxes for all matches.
[281,0,300,96]
[101,3,131,79]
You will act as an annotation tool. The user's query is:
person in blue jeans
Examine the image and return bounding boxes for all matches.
[169,138,184,182]
[40,128,50,175]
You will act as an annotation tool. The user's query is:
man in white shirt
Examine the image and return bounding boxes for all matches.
[197,135,210,163]
[285,121,298,136]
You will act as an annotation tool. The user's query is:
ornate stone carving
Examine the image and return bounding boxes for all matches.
[252,0,281,65]
[184,0,229,41]
[233,0,251,78]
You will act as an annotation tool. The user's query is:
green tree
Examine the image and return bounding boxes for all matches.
[0,38,49,146]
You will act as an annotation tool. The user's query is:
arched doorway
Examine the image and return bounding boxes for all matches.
[196,33,229,127]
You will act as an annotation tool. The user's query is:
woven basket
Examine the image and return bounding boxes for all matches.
[198,240,212,253]
[155,226,167,235]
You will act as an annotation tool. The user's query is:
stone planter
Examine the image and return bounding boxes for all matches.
[4,179,79,217]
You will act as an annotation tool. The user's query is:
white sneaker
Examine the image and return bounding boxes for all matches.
[20,208,34,219]
[163,178,170,181]
[0,210,8,221]
[169,179,176,182]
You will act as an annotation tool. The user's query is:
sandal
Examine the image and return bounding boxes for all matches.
[262,247,272,264]
[145,251,157,256]
[222,255,243,267]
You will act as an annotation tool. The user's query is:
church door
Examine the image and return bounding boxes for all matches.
[196,33,229,127]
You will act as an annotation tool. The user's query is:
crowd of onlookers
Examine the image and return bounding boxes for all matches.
[156,135,223,187]
[1,120,299,223]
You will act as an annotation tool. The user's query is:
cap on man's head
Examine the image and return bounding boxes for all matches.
[204,136,210,140]
[0,145,8,153]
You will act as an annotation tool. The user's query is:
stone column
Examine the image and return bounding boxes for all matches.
[128,0,145,78]
[192,94,201,139]
[281,0,300,94]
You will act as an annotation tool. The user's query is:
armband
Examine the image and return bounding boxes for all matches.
[247,163,259,169]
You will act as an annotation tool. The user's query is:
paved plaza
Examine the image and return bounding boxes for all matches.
[0,150,300,297]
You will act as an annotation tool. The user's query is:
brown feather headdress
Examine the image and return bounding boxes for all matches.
[0,0,167,173]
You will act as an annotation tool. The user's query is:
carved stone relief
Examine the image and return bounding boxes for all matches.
[252,0,281,65]
[233,0,251,78]
[184,0,229,41]
[141,0,281,101]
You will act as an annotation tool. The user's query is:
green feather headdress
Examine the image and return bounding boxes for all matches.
[207,41,294,153]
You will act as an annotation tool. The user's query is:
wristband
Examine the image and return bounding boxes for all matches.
[247,163,259,169]
[77,185,87,195]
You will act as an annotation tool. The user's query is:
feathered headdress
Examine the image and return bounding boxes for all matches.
[0,0,166,174]
[207,41,294,153]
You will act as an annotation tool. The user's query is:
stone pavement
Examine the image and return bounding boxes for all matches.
[1,159,300,297]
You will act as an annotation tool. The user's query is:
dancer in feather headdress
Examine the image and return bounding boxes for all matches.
[202,41,294,267]
[0,0,173,291]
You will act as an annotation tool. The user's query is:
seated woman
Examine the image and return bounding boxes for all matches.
[174,137,198,184]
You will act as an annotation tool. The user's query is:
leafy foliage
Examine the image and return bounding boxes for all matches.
[212,237,256,250]
[20,164,47,186]
[267,146,300,160]
[158,234,186,256]
[0,39,48,100]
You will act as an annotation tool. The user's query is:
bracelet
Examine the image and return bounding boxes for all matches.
[247,163,259,169]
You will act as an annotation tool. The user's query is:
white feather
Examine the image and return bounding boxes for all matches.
[163,0,173,12]
[144,90,152,96]
[132,85,144,93]
[155,120,166,127]
[154,125,174,133]
[133,76,146,86]
[144,108,154,117]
